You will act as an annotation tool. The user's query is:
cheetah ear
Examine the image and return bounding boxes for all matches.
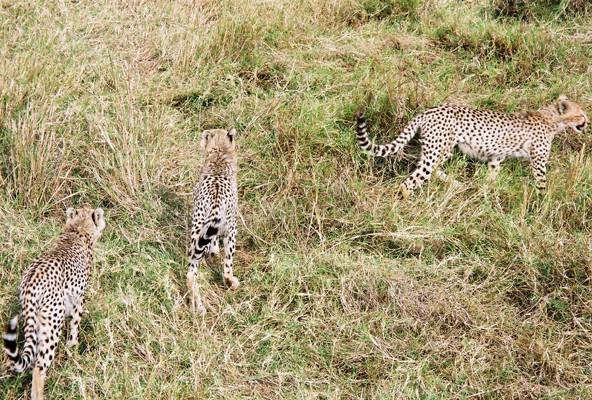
[227,128,237,142]
[557,97,569,114]
[92,208,105,227]
[66,208,77,220]
[199,130,211,149]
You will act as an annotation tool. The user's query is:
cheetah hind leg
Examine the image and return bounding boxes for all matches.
[434,144,460,187]
[222,226,240,290]
[399,183,413,200]
[32,367,45,400]
[66,296,83,347]
[486,156,504,183]
[187,260,206,314]
[400,145,443,198]
[208,238,219,256]
[434,169,461,187]
[32,309,63,400]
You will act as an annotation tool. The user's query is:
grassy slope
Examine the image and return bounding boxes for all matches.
[1,0,591,398]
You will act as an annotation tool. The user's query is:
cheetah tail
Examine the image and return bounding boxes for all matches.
[6,308,38,372]
[355,112,420,158]
[3,316,19,367]
[192,214,222,259]
[356,112,375,153]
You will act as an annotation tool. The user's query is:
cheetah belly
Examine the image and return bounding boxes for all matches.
[64,290,75,317]
[456,142,489,162]
[64,287,84,317]
[507,140,531,159]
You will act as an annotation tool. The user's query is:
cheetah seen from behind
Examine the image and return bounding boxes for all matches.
[188,128,240,313]
[356,96,589,198]
[3,207,106,400]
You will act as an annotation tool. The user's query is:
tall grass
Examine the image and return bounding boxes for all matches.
[1,0,591,398]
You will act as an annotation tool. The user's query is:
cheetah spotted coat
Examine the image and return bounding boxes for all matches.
[356,96,589,197]
[3,207,105,400]
[188,128,239,313]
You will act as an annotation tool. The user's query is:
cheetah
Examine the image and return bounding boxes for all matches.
[3,207,106,400]
[188,128,239,312]
[356,96,589,198]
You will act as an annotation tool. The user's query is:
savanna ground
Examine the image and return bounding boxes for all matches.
[1,0,591,398]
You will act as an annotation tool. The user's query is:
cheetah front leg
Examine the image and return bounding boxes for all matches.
[530,155,548,190]
[529,145,551,190]
[222,222,239,290]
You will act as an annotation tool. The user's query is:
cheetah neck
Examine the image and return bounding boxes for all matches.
[202,149,237,177]
[59,229,93,248]
[535,103,567,134]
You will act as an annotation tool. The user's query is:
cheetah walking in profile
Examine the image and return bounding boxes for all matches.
[3,207,106,400]
[188,128,240,313]
[356,96,588,198]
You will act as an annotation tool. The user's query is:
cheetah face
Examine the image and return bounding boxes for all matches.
[65,207,106,242]
[557,96,589,133]
[200,128,237,152]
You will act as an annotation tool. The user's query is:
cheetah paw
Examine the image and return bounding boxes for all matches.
[225,276,240,290]
[195,303,206,314]
[449,178,462,187]
[67,339,79,348]
[190,296,206,314]
[400,185,412,200]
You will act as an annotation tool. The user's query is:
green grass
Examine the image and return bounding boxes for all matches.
[1,0,592,398]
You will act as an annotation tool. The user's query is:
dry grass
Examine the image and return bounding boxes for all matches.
[1,0,592,399]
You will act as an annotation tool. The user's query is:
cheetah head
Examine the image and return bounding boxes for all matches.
[65,207,106,243]
[199,128,237,153]
[556,95,589,133]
